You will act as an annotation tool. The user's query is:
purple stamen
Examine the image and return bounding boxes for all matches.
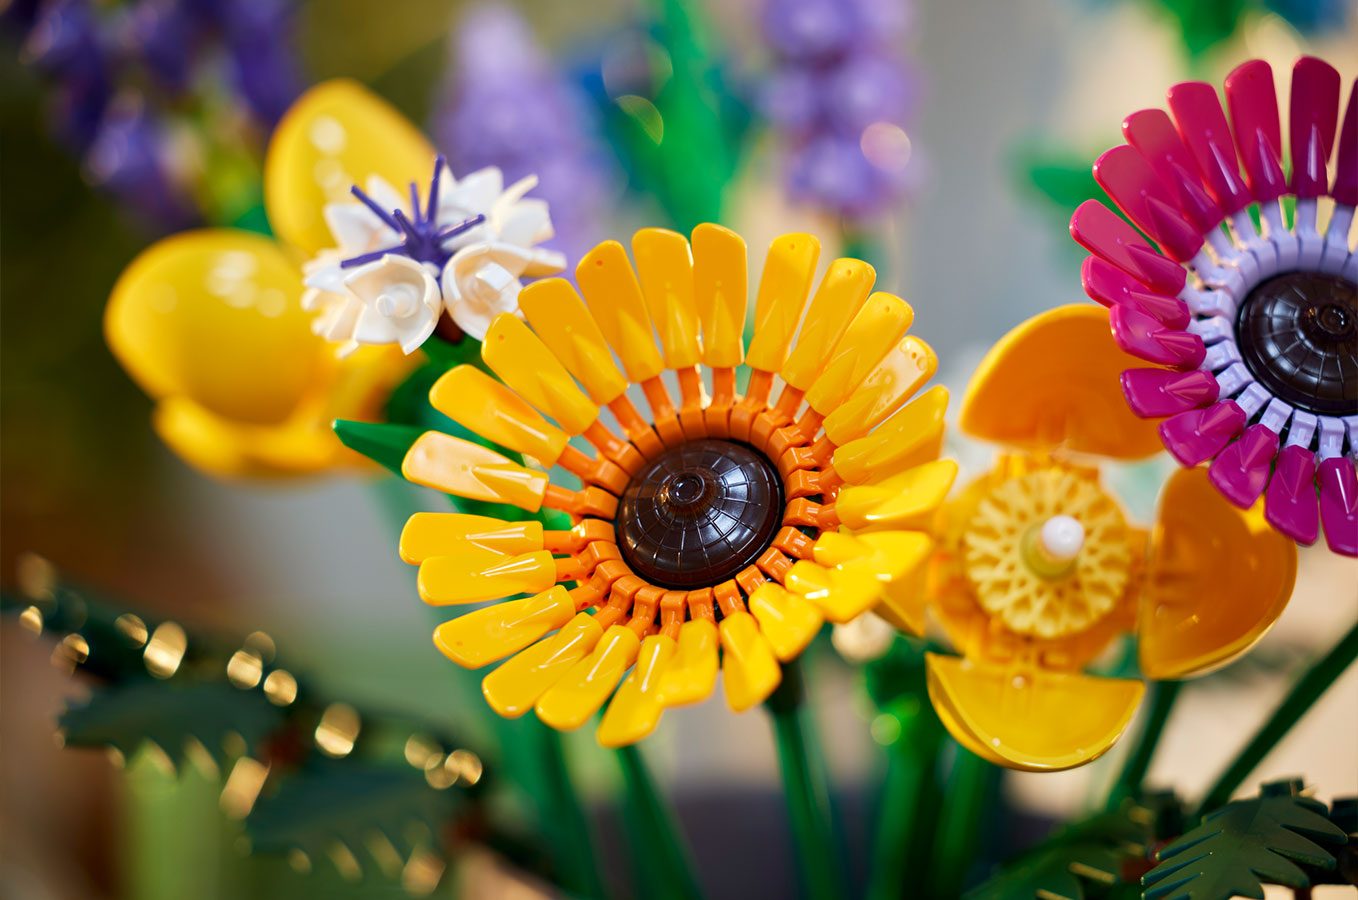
[339,242,408,269]
[338,154,478,271]
[426,155,445,223]
[408,182,421,222]
[348,184,401,232]
[436,214,486,242]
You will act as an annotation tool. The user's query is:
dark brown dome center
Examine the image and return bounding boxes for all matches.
[616,439,784,590]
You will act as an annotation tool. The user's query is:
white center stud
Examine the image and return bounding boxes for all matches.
[1039,515,1085,564]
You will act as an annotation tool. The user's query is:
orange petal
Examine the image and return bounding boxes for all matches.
[959,305,1161,459]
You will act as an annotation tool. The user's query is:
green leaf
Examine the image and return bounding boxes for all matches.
[59,680,285,763]
[332,421,425,476]
[246,761,460,865]
[1143,782,1346,900]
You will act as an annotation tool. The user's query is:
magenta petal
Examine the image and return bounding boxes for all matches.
[1123,108,1224,234]
[1121,368,1219,417]
[1167,81,1252,215]
[1208,423,1280,508]
[1110,305,1206,368]
[1266,444,1320,545]
[1225,60,1286,204]
[1094,145,1203,262]
[1288,58,1340,199]
[1082,257,1191,328]
[1069,200,1187,295]
[1159,400,1247,467]
[1333,79,1358,207]
[1318,457,1358,557]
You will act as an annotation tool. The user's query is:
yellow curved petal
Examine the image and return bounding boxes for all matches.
[1139,467,1298,679]
[658,619,719,707]
[831,386,948,485]
[576,240,663,383]
[107,229,323,426]
[153,396,338,478]
[518,278,629,405]
[399,513,543,563]
[784,560,882,624]
[417,549,557,606]
[960,305,1161,460]
[926,654,1144,771]
[719,612,783,711]
[804,292,913,416]
[834,459,958,532]
[482,613,603,718]
[598,634,677,748]
[402,431,548,511]
[691,223,747,368]
[536,625,642,731]
[432,588,575,668]
[822,336,936,445]
[482,314,599,436]
[264,79,435,256]
[431,365,568,466]
[781,259,875,391]
[747,583,825,661]
[746,233,820,373]
[632,228,701,369]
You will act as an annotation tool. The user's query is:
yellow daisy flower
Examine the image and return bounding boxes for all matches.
[396,226,958,746]
[923,305,1297,771]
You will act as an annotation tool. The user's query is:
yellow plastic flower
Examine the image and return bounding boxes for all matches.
[104,80,457,477]
[396,226,958,746]
[923,305,1297,771]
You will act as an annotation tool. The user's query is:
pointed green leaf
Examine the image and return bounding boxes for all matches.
[332,420,424,476]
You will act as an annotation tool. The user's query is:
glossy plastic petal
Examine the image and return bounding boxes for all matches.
[598,634,677,748]
[718,612,782,712]
[831,386,948,485]
[746,233,820,373]
[658,619,719,707]
[783,560,881,624]
[822,336,936,445]
[482,613,603,718]
[1167,81,1252,215]
[632,228,700,369]
[926,654,1144,772]
[803,292,913,416]
[576,240,663,382]
[1139,467,1297,679]
[536,625,641,730]
[430,365,568,466]
[960,305,1163,459]
[781,259,875,391]
[834,460,958,532]
[691,223,748,367]
[747,583,826,660]
[482,314,598,436]
[1288,58,1341,198]
[432,587,575,668]
[402,431,548,510]
[107,229,322,426]
[1122,108,1223,234]
[518,278,629,406]
[1068,200,1188,296]
[264,79,435,256]
[399,512,543,563]
[1224,60,1286,203]
[1093,145,1202,262]
[418,549,557,605]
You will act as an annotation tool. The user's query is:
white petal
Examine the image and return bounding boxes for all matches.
[323,200,395,254]
[495,198,553,248]
[439,167,503,217]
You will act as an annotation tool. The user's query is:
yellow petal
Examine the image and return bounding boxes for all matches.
[960,305,1161,459]
[632,228,700,369]
[746,233,820,373]
[418,549,557,605]
[691,223,747,368]
[399,512,543,563]
[107,229,321,426]
[431,365,568,467]
[831,386,949,485]
[747,583,824,661]
[152,396,336,478]
[781,259,875,391]
[719,612,783,711]
[518,278,629,406]
[482,314,599,436]
[784,560,882,624]
[658,619,719,707]
[926,654,1144,772]
[264,79,435,256]
[856,532,932,636]
[813,530,933,593]
[432,587,575,668]
[598,634,677,748]
[402,431,548,511]
[823,336,936,445]
[482,613,603,718]
[804,292,913,416]
[576,240,663,383]
[835,460,958,532]
[1139,467,1298,679]
[536,625,642,730]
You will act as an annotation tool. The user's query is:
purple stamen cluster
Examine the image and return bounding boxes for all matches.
[341,155,486,271]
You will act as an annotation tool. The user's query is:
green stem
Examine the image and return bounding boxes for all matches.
[1196,619,1358,817]
[616,745,704,900]
[765,658,847,900]
[865,704,945,900]
[1107,679,1182,808]
[928,745,999,899]
[534,724,608,899]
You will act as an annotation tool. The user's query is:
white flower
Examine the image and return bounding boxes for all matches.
[302,160,565,353]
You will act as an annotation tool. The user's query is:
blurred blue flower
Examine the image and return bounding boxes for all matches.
[434,4,619,264]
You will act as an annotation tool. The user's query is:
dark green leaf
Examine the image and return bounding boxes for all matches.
[1143,784,1346,900]
[59,680,285,762]
[332,421,425,476]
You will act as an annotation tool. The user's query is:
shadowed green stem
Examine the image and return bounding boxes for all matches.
[616,745,704,900]
[765,658,848,900]
[928,745,999,899]
[1108,679,1182,808]
[865,702,945,900]
[1196,619,1358,817]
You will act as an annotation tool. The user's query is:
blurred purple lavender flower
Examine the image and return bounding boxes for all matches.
[85,94,197,228]
[434,4,618,265]
[758,0,920,220]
